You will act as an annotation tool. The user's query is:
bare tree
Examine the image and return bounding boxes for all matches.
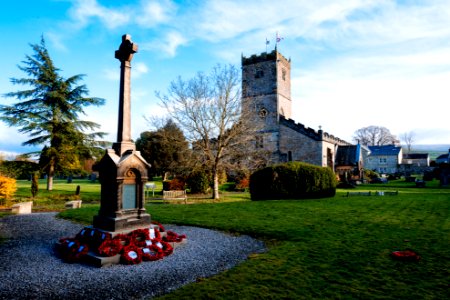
[401,131,415,154]
[157,64,261,200]
[352,125,399,146]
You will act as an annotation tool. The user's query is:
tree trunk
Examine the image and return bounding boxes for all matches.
[212,170,220,200]
[47,158,55,191]
[163,171,170,181]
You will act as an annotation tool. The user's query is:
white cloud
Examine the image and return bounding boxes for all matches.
[135,0,176,28]
[69,0,130,29]
[103,68,120,81]
[46,32,68,52]
[142,31,188,57]
[133,62,149,79]
[292,60,450,144]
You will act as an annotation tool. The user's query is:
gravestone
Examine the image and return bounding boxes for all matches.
[93,34,151,232]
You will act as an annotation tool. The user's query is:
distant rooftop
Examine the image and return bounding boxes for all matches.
[368,145,401,155]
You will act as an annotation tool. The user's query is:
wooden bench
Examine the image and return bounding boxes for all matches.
[163,190,187,204]
[375,191,398,196]
[346,191,371,197]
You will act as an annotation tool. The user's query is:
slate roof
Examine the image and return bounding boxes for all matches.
[436,153,449,163]
[368,145,401,156]
[403,153,429,159]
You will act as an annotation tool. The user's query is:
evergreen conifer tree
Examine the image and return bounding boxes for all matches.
[0,37,106,190]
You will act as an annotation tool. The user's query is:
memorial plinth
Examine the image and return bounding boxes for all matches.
[93,149,151,232]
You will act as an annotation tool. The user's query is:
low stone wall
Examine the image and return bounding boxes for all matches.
[65,200,82,209]
[11,201,33,214]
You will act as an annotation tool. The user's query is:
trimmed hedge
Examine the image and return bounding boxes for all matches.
[249,162,336,200]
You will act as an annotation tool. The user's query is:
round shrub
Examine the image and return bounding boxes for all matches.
[249,162,336,200]
[186,170,210,194]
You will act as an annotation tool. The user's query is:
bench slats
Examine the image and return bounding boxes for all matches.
[163,190,187,204]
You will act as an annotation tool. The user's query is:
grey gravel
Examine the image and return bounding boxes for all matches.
[0,213,266,299]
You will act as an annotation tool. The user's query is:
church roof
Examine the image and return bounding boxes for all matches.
[280,116,350,145]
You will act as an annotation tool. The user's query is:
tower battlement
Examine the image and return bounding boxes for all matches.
[242,50,290,66]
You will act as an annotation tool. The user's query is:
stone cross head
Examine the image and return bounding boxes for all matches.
[115,34,138,62]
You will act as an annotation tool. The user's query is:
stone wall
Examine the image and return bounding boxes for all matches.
[279,125,322,165]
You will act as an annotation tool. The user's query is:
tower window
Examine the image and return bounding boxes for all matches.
[259,108,268,118]
[255,136,264,149]
[282,69,286,81]
[255,70,264,78]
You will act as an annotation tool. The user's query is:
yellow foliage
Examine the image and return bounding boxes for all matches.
[0,176,17,200]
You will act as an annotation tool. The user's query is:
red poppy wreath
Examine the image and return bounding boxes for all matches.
[97,238,123,257]
[140,244,164,261]
[121,245,143,265]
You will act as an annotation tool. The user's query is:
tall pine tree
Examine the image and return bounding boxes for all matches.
[0,37,106,190]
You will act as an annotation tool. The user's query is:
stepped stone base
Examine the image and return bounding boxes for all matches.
[84,238,187,267]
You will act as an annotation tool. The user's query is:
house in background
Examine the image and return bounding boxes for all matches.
[399,153,430,174]
[436,149,450,164]
[401,153,430,167]
[365,145,402,174]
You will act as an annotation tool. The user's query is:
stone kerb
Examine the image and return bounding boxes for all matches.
[11,201,33,214]
[65,200,82,209]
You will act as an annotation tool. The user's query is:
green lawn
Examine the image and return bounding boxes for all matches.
[13,179,101,211]
[55,180,450,299]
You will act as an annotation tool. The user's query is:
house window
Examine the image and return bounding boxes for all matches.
[379,158,387,164]
[288,151,292,162]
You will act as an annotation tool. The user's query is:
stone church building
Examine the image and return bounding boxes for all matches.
[242,49,351,169]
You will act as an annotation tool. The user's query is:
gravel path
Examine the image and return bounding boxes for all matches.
[0,213,266,299]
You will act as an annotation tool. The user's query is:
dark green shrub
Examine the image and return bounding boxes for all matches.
[162,177,186,191]
[186,170,210,194]
[0,160,39,179]
[364,169,379,180]
[31,172,39,198]
[250,162,336,200]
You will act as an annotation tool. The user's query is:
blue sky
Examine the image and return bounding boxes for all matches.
[1,0,450,156]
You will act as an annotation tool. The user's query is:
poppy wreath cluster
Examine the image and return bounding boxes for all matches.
[57,224,185,265]
[58,238,89,263]
[390,249,421,262]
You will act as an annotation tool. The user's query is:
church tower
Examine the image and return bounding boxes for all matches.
[242,49,292,161]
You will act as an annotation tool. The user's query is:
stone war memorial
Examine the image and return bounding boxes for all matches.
[56,34,186,267]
